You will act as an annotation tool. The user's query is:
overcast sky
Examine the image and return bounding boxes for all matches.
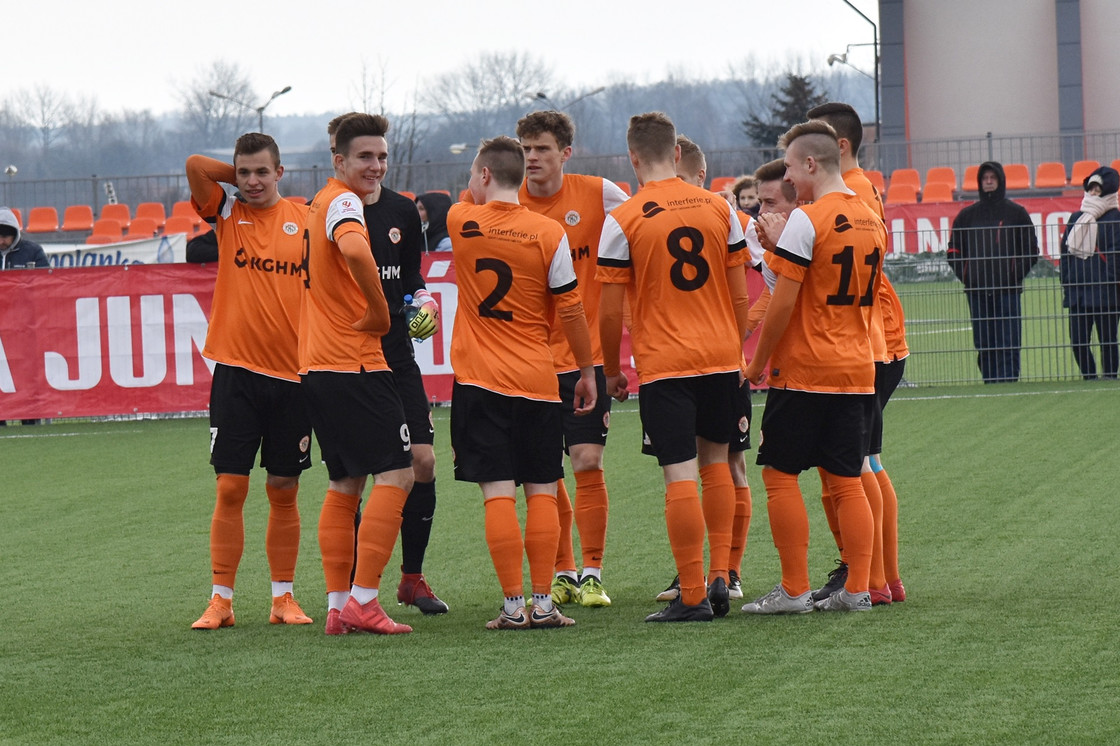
[4,0,880,117]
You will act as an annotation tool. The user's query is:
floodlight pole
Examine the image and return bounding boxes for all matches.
[840,0,879,143]
[209,86,292,133]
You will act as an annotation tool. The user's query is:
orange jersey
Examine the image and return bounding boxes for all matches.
[193,183,307,381]
[879,274,909,361]
[520,174,628,372]
[299,177,388,373]
[596,177,748,384]
[767,191,886,393]
[844,168,891,361]
[448,200,580,401]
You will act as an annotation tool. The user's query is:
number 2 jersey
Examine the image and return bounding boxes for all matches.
[447,200,581,401]
[596,177,748,385]
[767,191,887,393]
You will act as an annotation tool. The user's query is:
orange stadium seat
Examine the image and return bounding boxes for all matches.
[285,195,308,205]
[1111,159,1120,176]
[86,219,123,244]
[709,176,736,193]
[134,202,166,230]
[925,166,957,190]
[398,191,416,201]
[921,182,955,203]
[10,208,22,228]
[865,170,886,194]
[126,217,159,239]
[1003,163,1031,190]
[171,200,203,228]
[61,205,95,232]
[162,216,195,237]
[24,207,59,233]
[961,165,981,192]
[888,168,921,191]
[615,181,633,196]
[885,183,919,205]
[100,203,131,231]
[1071,160,1101,187]
[1033,162,1068,189]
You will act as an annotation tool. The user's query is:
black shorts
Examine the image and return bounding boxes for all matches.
[638,372,740,466]
[729,380,753,454]
[450,383,564,485]
[209,363,312,478]
[558,366,612,450]
[388,355,434,447]
[756,388,874,478]
[869,359,906,455]
[300,369,412,481]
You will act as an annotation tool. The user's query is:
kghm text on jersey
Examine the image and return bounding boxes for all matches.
[234,247,305,277]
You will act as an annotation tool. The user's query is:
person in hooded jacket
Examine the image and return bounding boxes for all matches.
[0,208,50,270]
[415,192,452,252]
[1059,166,1120,379]
[948,162,1040,383]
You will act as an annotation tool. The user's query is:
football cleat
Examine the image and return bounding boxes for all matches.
[578,576,611,607]
[869,585,893,606]
[191,594,234,630]
[270,592,313,624]
[811,560,848,602]
[397,573,449,615]
[741,584,814,615]
[814,588,873,612]
[324,608,349,636]
[728,569,743,600]
[645,596,714,623]
[888,578,907,603]
[655,575,680,602]
[339,596,412,634]
[530,605,576,628]
[708,577,730,618]
[550,575,580,606]
[486,606,531,630]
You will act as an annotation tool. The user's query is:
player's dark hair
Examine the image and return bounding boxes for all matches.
[627,112,676,163]
[676,134,706,179]
[476,135,525,188]
[516,110,575,150]
[806,102,863,153]
[754,158,798,203]
[234,132,280,168]
[335,113,390,156]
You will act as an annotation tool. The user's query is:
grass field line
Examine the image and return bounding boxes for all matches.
[0,428,142,439]
[904,325,973,336]
[891,386,1114,402]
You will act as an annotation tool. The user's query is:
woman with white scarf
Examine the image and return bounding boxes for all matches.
[1059,166,1120,379]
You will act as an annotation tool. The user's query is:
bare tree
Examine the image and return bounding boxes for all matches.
[423,51,555,133]
[351,56,393,115]
[13,85,73,171]
[177,60,256,150]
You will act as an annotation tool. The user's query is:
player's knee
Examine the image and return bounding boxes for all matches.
[411,445,436,483]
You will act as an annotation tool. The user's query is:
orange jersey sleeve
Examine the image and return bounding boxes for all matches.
[844,168,886,222]
[596,178,747,384]
[448,201,577,401]
[197,183,308,381]
[519,174,628,372]
[298,178,389,373]
[766,192,886,393]
[879,273,909,361]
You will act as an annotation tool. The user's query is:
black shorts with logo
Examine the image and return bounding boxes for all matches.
[451,382,563,485]
[208,363,312,478]
[558,366,612,450]
[870,359,906,455]
[756,388,874,478]
[638,371,740,466]
[729,380,753,454]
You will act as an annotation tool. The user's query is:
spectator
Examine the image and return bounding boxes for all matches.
[731,175,760,218]
[1059,166,1120,379]
[415,192,452,252]
[0,208,50,269]
[185,230,218,263]
[948,162,1040,383]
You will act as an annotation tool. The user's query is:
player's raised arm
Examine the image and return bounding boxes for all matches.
[186,154,234,206]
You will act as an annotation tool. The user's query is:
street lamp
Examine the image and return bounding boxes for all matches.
[527,86,606,110]
[449,143,475,155]
[838,0,879,143]
[208,85,292,133]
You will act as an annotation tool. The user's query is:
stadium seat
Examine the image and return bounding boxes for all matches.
[162,216,195,237]
[86,219,123,244]
[61,205,95,232]
[24,207,60,233]
[1111,159,1120,176]
[458,188,472,203]
[432,189,451,196]
[925,166,957,190]
[709,176,736,193]
[284,195,308,205]
[888,168,921,191]
[126,217,159,239]
[961,165,981,192]
[1071,159,1102,187]
[100,203,131,230]
[615,181,633,196]
[865,170,886,195]
[1033,162,1068,189]
[171,201,203,228]
[885,183,919,205]
[10,208,21,228]
[921,182,955,203]
[1003,163,1031,190]
[134,202,166,230]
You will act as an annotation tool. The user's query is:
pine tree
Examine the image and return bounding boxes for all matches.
[742,73,830,147]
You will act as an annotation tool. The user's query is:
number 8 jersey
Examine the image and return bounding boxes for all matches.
[596,177,748,385]
[767,191,887,393]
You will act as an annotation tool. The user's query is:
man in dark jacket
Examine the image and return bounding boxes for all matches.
[1059,166,1120,379]
[948,162,1040,383]
[0,207,50,270]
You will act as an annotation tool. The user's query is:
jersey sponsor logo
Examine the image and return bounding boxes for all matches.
[571,244,591,261]
[459,220,484,238]
[641,201,665,218]
[379,264,401,280]
[835,215,854,233]
[389,227,402,244]
[283,221,299,236]
[564,210,581,226]
[237,220,254,225]
[233,247,305,277]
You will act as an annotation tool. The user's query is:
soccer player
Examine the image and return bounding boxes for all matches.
[741,120,883,614]
[598,112,751,622]
[301,113,415,635]
[325,113,447,615]
[807,102,910,605]
[447,135,598,630]
[515,110,629,608]
[186,134,314,630]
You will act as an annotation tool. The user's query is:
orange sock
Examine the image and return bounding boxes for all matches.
[665,480,706,605]
[318,489,360,593]
[818,467,844,560]
[210,474,250,588]
[861,470,886,590]
[762,468,810,595]
[525,492,560,596]
[484,495,524,598]
[553,479,577,574]
[265,483,300,583]
[822,470,873,594]
[353,484,408,590]
[574,469,608,571]
[699,463,734,584]
[729,485,752,574]
[877,468,901,583]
